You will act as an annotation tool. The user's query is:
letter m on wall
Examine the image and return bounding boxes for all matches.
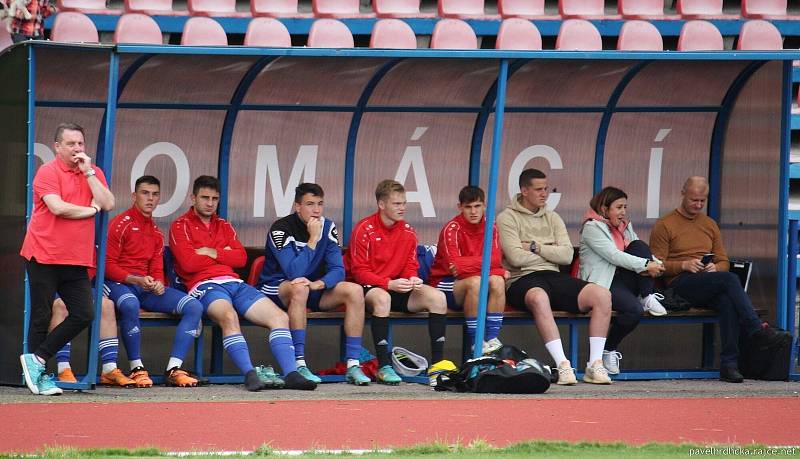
[254,145,318,218]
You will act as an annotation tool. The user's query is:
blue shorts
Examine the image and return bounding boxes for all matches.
[258,282,325,312]
[191,281,265,316]
[103,281,199,315]
[435,276,459,310]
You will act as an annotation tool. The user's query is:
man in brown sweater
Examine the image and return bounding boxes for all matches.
[650,176,768,383]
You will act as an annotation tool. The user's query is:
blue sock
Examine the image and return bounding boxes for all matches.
[290,329,306,361]
[345,336,361,362]
[222,334,254,375]
[116,294,142,361]
[99,338,118,366]
[465,316,477,342]
[171,297,203,361]
[269,328,297,376]
[56,342,71,363]
[486,313,504,341]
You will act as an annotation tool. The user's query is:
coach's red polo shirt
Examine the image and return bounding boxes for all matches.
[20,158,108,268]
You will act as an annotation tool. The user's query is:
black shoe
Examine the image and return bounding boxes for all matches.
[284,370,317,391]
[720,366,744,383]
[244,369,265,391]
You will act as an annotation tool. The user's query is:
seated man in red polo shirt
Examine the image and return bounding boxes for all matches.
[170,175,316,392]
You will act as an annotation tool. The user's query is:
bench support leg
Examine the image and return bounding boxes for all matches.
[194,327,204,377]
[210,326,223,375]
[569,323,579,367]
[701,323,716,369]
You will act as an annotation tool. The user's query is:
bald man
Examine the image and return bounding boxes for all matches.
[649,176,770,383]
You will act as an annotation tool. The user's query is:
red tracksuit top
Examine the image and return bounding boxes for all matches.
[348,211,418,290]
[428,214,505,287]
[105,206,166,285]
[169,208,247,291]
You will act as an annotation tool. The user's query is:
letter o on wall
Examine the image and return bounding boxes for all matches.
[130,142,190,218]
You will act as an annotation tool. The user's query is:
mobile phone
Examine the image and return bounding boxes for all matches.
[701,253,714,265]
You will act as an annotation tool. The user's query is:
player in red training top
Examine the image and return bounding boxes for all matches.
[348,180,449,386]
[428,185,508,356]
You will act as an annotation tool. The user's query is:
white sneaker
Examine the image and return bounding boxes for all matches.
[556,360,577,385]
[641,293,667,316]
[583,359,612,384]
[602,350,622,375]
[482,338,503,354]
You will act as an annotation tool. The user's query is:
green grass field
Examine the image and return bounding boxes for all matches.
[4,441,798,458]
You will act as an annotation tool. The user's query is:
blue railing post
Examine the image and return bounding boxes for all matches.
[22,43,36,359]
[788,220,799,374]
[63,51,120,391]
[472,59,509,360]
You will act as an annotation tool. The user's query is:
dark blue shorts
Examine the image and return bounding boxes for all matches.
[103,281,200,315]
[434,276,459,310]
[190,281,265,315]
[258,282,325,312]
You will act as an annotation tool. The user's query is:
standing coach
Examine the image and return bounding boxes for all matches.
[19,123,114,395]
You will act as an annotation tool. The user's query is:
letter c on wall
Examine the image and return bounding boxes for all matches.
[508,145,563,209]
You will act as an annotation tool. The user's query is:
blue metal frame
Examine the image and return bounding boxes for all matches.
[217,56,276,219]
[471,58,509,360]
[707,62,765,220]
[22,45,36,359]
[43,16,800,38]
[343,58,401,244]
[592,61,650,194]
[468,59,527,187]
[20,42,800,385]
[777,60,792,332]
[787,220,798,379]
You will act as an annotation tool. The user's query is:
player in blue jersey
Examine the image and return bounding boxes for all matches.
[256,183,370,385]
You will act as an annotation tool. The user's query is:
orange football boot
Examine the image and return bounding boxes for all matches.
[57,368,77,383]
[100,368,136,387]
[165,368,198,387]
[129,367,153,388]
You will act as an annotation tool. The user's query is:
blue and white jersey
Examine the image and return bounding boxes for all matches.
[256,212,345,291]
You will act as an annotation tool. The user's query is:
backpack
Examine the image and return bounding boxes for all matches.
[434,345,551,394]
[738,325,793,381]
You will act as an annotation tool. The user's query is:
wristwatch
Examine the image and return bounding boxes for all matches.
[530,241,538,254]
[84,168,96,178]
[91,204,101,215]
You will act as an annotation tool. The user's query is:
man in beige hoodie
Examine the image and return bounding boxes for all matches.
[497,168,612,385]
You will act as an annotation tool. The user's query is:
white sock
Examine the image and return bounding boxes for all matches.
[296,359,307,368]
[347,359,359,369]
[129,359,144,370]
[166,357,183,372]
[34,355,46,365]
[588,337,607,366]
[544,339,568,366]
[57,362,71,373]
[102,362,117,374]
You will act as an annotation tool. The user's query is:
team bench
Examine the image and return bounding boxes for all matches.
[136,246,759,384]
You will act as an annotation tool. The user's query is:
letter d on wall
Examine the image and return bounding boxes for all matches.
[508,145,563,209]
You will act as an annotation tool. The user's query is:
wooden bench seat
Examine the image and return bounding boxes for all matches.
[138,305,765,383]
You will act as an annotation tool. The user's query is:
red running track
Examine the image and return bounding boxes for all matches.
[2,398,799,453]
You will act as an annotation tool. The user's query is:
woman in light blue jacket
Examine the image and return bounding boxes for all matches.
[579,187,666,375]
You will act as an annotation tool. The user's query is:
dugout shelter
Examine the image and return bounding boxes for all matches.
[1,41,798,386]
